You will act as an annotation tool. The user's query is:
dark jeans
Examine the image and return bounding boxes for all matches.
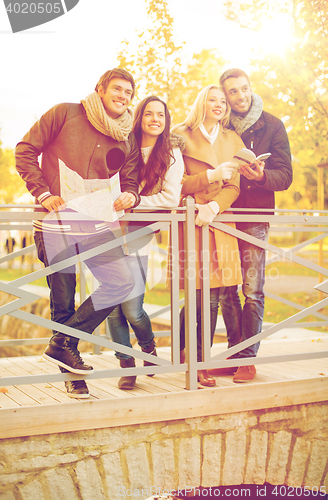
[34,229,134,346]
[180,287,220,362]
[220,222,269,358]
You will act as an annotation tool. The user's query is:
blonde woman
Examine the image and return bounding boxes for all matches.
[173,85,246,387]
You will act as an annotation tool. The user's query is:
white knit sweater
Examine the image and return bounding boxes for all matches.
[126,142,184,256]
[139,147,184,208]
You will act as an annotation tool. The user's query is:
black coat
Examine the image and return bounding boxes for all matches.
[232,110,292,211]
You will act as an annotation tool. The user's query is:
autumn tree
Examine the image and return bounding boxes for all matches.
[117,0,185,115]
[0,139,26,203]
[174,49,228,126]
[116,0,228,126]
[224,0,328,209]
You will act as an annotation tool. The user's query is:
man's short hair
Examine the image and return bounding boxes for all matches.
[220,68,251,87]
[95,68,136,99]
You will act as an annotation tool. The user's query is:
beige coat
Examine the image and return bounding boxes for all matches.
[179,126,245,289]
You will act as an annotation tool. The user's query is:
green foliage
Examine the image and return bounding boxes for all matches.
[117,0,185,110]
[117,0,328,210]
[224,0,328,209]
[0,139,26,203]
[172,49,228,127]
[116,0,228,126]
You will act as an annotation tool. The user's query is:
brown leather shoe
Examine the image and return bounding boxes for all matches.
[118,358,136,390]
[208,366,237,376]
[197,370,216,387]
[233,365,256,383]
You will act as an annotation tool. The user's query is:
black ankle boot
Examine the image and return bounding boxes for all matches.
[43,335,93,374]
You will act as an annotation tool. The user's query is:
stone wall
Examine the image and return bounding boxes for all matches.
[0,402,327,500]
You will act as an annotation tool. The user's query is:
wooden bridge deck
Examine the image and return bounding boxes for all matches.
[0,334,328,439]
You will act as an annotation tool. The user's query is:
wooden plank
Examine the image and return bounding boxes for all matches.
[1,385,40,406]
[1,376,327,439]
[132,379,169,395]
[160,371,188,389]
[89,354,169,396]
[13,356,98,404]
[141,375,185,392]
[87,378,133,399]
[85,382,119,400]
[0,391,21,409]
[0,358,61,405]
[8,356,82,404]
[0,362,23,408]
[0,359,46,405]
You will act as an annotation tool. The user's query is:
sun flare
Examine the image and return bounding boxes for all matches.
[255,15,295,57]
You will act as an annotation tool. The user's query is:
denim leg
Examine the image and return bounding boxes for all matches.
[219,285,243,356]
[121,295,154,349]
[180,287,220,362]
[38,229,134,344]
[237,222,269,358]
[107,254,153,359]
[107,305,133,360]
[179,306,186,352]
[80,231,134,314]
[34,231,77,342]
[65,233,134,336]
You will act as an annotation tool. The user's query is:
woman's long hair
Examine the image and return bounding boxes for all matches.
[133,96,173,196]
[172,85,231,134]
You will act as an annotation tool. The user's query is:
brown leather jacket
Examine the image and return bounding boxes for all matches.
[15,102,140,207]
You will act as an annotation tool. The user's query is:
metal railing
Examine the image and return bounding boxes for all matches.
[0,200,327,391]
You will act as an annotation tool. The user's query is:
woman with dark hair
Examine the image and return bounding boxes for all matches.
[107,96,184,389]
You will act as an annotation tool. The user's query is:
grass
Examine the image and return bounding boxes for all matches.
[263,292,328,333]
[265,261,319,277]
[144,287,328,333]
[1,263,327,332]
[0,267,48,288]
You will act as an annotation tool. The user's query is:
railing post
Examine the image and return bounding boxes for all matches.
[200,224,211,363]
[170,212,181,366]
[184,196,198,390]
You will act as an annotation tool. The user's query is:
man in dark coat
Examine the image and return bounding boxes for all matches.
[213,68,292,382]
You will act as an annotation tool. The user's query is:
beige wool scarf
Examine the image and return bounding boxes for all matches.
[81,91,133,142]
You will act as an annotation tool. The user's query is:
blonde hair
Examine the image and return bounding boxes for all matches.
[173,85,231,134]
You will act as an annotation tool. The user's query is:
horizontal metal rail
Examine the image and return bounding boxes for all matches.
[0,202,327,390]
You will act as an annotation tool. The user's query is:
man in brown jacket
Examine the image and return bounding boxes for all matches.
[15,68,140,398]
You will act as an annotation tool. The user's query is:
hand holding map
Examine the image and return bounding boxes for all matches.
[59,159,124,222]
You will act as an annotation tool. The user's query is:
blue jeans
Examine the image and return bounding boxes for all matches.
[34,228,134,346]
[180,287,220,362]
[220,222,269,358]
[106,255,154,360]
